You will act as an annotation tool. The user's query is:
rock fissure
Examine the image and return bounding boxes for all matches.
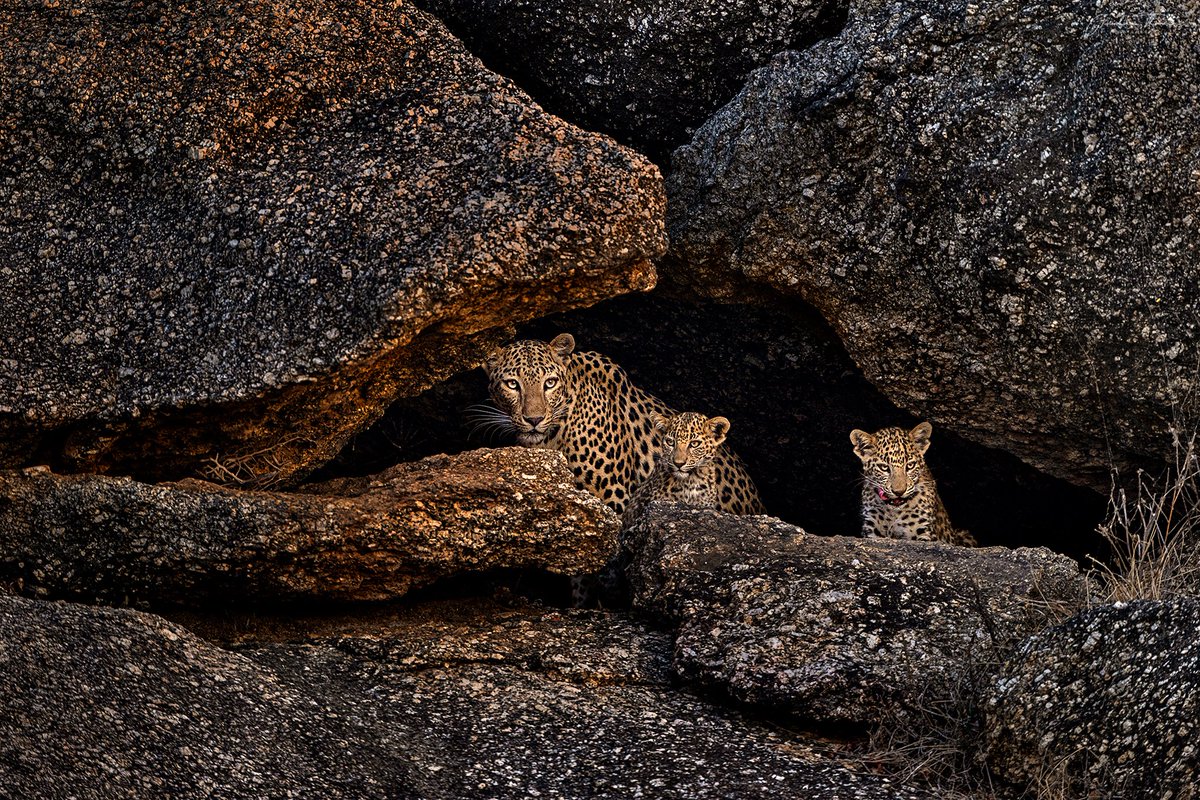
[415,0,852,163]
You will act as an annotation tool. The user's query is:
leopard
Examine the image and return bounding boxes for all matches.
[478,333,765,519]
[849,421,977,547]
[623,411,765,525]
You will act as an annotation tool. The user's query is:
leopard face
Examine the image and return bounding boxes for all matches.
[652,411,729,477]
[849,421,932,503]
[484,333,576,446]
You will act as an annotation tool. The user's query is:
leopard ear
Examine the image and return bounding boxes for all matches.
[850,429,875,459]
[483,348,503,373]
[708,416,730,444]
[550,333,575,358]
[650,412,669,432]
[910,421,933,453]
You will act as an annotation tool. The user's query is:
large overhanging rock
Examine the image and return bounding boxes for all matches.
[415,0,843,163]
[0,0,665,486]
[625,504,1087,724]
[667,0,1200,486]
[0,447,616,605]
[984,598,1200,798]
[0,594,939,799]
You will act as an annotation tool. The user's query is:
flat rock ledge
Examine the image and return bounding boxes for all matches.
[985,598,1200,799]
[625,503,1088,724]
[0,447,616,605]
[0,594,939,799]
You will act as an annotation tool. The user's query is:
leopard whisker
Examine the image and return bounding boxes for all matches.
[476,427,509,446]
[468,420,513,437]
[464,404,512,422]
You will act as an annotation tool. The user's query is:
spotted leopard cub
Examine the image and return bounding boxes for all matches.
[624,412,764,523]
[850,421,976,547]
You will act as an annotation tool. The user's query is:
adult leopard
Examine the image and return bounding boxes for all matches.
[480,333,764,518]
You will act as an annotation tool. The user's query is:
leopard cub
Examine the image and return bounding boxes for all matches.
[849,421,976,547]
[624,411,764,524]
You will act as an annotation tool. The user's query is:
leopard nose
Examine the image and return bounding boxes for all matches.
[523,415,544,427]
[673,457,687,467]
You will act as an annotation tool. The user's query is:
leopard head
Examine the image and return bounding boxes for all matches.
[850,422,932,505]
[652,411,730,476]
[483,333,576,446]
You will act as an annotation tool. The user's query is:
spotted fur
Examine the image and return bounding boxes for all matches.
[482,334,764,518]
[624,412,764,524]
[850,422,976,547]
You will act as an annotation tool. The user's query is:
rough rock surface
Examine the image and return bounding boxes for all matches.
[985,598,1200,799]
[0,595,426,799]
[0,447,616,605]
[416,0,844,162]
[626,504,1087,724]
[0,594,938,799]
[0,0,664,485]
[668,0,1200,485]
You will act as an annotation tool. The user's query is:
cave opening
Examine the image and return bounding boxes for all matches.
[312,288,1109,566]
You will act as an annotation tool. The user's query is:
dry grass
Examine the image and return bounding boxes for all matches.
[856,587,1080,799]
[198,435,314,489]
[859,658,1003,799]
[1091,428,1200,602]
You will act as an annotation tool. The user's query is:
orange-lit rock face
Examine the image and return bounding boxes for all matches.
[0,0,665,484]
[0,447,618,605]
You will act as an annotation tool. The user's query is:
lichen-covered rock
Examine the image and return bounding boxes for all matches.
[0,594,938,799]
[0,595,429,799]
[668,0,1200,486]
[985,599,1200,799]
[625,504,1087,724]
[0,0,664,485]
[0,447,617,605]
[415,0,843,162]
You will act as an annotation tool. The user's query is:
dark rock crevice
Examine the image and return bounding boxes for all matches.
[414,0,851,164]
[16,325,506,487]
[323,288,1107,561]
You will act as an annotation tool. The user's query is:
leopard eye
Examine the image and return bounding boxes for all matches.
[504,379,519,390]
[544,377,558,390]
[664,436,675,446]
[690,439,701,448]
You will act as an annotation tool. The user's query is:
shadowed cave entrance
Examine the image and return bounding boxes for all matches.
[313,290,1108,565]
